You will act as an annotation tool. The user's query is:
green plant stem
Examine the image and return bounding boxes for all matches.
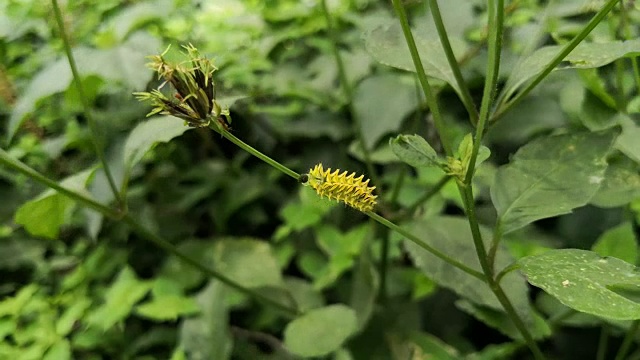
[51,0,122,208]
[0,147,299,316]
[406,175,451,215]
[492,0,623,121]
[615,320,640,360]
[464,0,503,185]
[366,211,485,280]
[214,127,300,180]
[390,0,453,156]
[487,220,504,270]
[597,326,609,360]
[0,148,121,218]
[495,262,519,285]
[320,0,379,187]
[428,0,478,125]
[460,186,544,359]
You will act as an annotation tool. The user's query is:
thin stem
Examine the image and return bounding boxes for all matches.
[428,0,478,125]
[406,175,451,215]
[464,0,504,186]
[487,220,504,270]
[51,0,122,207]
[597,326,609,360]
[0,148,121,218]
[492,0,623,121]
[390,0,453,156]
[495,262,519,285]
[615,320,640,360]
[461,185,544,359]
[0,147,299,316]
[320,0,379,187]
[214,127,300,180]
[366,211,485,280]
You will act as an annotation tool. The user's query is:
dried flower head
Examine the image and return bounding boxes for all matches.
[301,164,377,212]
[133,44,231,130]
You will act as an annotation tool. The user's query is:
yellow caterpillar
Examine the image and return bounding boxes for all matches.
[300,164,377,212]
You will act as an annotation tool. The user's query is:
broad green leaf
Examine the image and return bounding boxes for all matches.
[491,131,617,234]
[14,169,94,239]
[180,280,232,360]
[616,119,640,164]
[590,158,640,208]
[405,217,532,323]
[407,332,459,360]
[56,298,91,336]
[592,222,638,264]
[390,135,444,168]
[456,300,550,340]
[363,23,465,98]
[213,238,283,288]
[123,116,191,170]
[8,32,161,141]
[353,74,421,148]
[284,304,357,357]
[87,266,152,330]
[519,249,640,320]
[503,39,640,103]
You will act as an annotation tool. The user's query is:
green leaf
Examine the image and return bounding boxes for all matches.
[617,118,640,164]
[353,74,421,148]
[213,238,283,288]
[87,266,152,330]
[390,134,444,168]
[43,340,71,360]
[491,131,617,234]
[405,217,532,323]
[592,222,638,264]
[7,32,161,141]
[136,296,200,321]
[284,277,325,313]
[179,280,232,360]
[363,22,466,98]
[14,169,94,239]
[284,304,357,357]
[123,116,191,170]
[518,249,640,320]
[590,158,640,208]
[503,39,640,103]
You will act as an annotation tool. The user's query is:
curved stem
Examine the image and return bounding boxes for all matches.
[366,211,485,280]
[215,127,300,180]
[320,0,379,186]
[615,320,640,360]
[597,325,609,360]
[0,147,299,316]
[390,0,453,156]
[52,0,122,208]
[428,0,478,125]
[464,0,504,185]
[492,0,623,122]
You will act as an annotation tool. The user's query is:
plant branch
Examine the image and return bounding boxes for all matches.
[366,211,485,280]
[492,0,623,121]
[406,174,451,215]
[213,126,300,180]
[51,0,122,208]
[0,147,299,316]
[464,0,504,185]
[390,0,453,156]
[428,0,478,125]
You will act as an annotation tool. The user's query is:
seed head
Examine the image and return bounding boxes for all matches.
[302,164,377,212]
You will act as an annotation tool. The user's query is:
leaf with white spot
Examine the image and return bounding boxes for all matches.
[491,131,617,234]
[519,249,640,320]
